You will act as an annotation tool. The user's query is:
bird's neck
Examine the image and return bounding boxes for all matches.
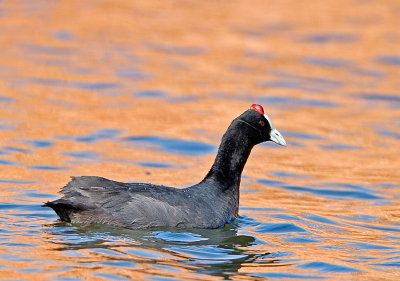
[204,122,255,191]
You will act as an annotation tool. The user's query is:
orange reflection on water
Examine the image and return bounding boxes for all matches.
[0,0,399,280]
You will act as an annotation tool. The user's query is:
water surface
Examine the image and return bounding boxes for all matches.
[0,0,399,280]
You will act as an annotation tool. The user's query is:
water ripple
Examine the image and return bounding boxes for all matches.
[124,136,216,156]
[29,78,119,91]
[255,223,307,233]
[296,261,362,273]
[300,33,358,43]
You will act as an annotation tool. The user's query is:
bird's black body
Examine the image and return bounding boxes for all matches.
[44,106,285,229]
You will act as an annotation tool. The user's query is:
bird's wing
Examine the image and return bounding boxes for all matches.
[54,176,187,227]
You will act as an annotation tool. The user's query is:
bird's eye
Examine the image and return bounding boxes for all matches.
[259,120,265,126]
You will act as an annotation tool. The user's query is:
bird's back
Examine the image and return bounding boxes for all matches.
[44,176,194,228]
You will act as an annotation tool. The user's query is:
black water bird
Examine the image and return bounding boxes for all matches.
[44,104,286,229]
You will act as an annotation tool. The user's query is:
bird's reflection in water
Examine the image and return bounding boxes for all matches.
[45,216,280,279]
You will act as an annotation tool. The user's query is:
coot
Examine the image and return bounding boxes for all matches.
[44,104,286,229]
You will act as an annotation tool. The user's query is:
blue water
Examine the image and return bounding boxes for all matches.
[124,136,216,156]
